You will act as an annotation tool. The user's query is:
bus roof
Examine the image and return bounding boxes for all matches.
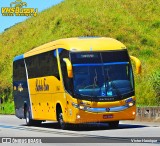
[15,37,127,59]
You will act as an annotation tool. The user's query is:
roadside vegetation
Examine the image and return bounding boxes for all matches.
[0,0,160,114]
[0,101,14,114]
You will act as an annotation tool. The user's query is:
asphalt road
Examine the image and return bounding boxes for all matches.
[0,115,160,146]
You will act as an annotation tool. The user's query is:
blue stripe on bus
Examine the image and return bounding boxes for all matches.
[73,62,129,67]
[13,54,24,62]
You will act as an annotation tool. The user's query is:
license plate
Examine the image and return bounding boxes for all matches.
[103,114,113,119]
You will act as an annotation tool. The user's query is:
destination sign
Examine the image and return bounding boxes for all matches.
[70,52,101,64]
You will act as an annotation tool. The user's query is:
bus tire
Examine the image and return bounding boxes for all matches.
[25,108,33,126]
[57,110,68,130]
[25,108,41,126]
[108,121,119,129]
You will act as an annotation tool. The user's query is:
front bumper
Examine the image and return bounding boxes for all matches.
[68,105,136,124]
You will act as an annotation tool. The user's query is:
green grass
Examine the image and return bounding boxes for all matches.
[0,0,160,114]
[0,102,15,115]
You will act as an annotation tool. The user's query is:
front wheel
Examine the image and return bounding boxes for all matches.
[58,112,68,130]
[108,121,119,129]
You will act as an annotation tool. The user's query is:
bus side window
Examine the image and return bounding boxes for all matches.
[13,59,26,81]
[25,51,60,79]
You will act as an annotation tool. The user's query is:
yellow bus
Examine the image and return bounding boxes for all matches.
[13,37,141,129]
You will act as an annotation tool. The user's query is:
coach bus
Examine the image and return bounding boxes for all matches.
[13,37,141,129]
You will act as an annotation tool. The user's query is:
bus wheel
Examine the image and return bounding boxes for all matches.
[108,121,119,129]
[58,112,68,130]
[25,108,33,126]
[25,108,41,126]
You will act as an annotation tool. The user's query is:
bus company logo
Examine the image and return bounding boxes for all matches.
[35,78,49,92]
[105,108,110,112]
[18,83,23,92]
[1,0,38,17]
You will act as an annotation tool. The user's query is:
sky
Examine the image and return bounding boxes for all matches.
[0,0,63,33]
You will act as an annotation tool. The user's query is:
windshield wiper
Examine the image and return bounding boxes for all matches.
[90,68,98,102]
[93,68,98,87]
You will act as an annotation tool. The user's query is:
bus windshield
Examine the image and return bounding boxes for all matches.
[70,50,134,101]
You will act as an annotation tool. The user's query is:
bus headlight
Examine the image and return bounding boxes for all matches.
[79,105,85,110]
[72,102,89,110]
[125,98,135,107]
[84,106,90,111]
[72,102,79,108]
[128,102,134,107]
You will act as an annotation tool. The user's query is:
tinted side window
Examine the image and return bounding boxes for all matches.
[25,50,59,79]
[13,59,26,81]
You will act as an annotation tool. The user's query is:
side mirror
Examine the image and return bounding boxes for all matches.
[63,58,73,78]
[130,55,141,74]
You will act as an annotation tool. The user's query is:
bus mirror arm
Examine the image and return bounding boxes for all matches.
[130,55,141,74]
[63,58,73,78]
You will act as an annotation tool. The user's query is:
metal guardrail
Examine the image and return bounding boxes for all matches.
[136,107,160,122]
